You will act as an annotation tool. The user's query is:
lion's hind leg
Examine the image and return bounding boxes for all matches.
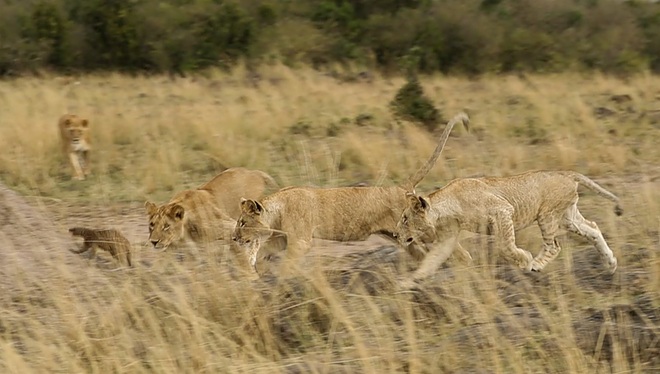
[563,203,617,273]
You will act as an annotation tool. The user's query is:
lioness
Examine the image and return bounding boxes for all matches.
[395,170,623,288]
[145,167,279,250]
[69,227,132,267]
[58,114,91,180]
[232,112,471,275]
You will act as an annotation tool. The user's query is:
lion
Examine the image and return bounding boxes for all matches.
[58,114,91,180]
[69,227,132,267]
[394,170,623,288]
[144,167,279,251]
[232,112,472,276]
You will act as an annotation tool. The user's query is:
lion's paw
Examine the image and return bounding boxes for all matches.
[608,257,618,274]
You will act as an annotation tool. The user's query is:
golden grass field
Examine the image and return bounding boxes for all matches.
[0,64,659,373]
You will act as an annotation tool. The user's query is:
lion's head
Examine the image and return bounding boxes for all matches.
[231,198,273,268]
[61,115,90,151]
[145,201,187,250]
[396,193,437,247]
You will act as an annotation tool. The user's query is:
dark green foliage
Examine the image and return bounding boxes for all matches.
[25,1,69,67]
[389,74,441,132]
[256,3,277,26]
[1,0,660,76]
[192,2,254,69]
[66,0,143,69]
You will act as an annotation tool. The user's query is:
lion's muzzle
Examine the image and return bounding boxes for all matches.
[150,239,168,250]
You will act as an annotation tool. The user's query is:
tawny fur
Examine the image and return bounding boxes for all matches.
[232,112,471,276]
[144,167,279,250]
[58,114,91,180]
[69,227,132,267]
[395,170,623,288]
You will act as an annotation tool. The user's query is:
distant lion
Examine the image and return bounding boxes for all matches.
[232,112,471,276]
[69,227,132,267]
[145,167,279,251]
[395,170,623,288]
[58,114,91,180]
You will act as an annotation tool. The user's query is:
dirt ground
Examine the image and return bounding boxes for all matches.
[18,191,398,270]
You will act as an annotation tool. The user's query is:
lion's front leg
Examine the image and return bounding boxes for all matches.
[247,240,262,274]
[228,239,261,280]
[404,242,428,262]
[81,150,91,177]
[68,152,85,180]
[87,244,98,261]
[492,209,533,271]
[70,241,91,254]
[399,235,458,289]
[452,242,473,265]
[278,235,312,277]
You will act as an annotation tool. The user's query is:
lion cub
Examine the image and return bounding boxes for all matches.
[144,167,279,251]
[395,170,623,288]
[69,227,132,267]
[58,114,91,180]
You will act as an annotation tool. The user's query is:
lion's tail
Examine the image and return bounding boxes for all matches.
[404,112,470,191]
[565,172,623,216]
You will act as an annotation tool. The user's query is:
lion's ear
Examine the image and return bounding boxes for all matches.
[145,201,158,216]
[411,195,430,212]
[81,119,89,127]
[406,192,419,206]
[241,199,263,216]
[418,196,430,211]
[169,204,185,220]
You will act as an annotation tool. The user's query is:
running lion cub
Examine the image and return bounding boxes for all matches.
[69,227,133,267]
[58,114,92,180]
[395,170,623,288]
[232,112,471,276]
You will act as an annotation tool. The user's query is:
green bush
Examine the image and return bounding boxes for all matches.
[389,73,441,132]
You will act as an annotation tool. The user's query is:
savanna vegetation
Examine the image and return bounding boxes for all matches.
[0,65,659,373]
[0,1,659,373]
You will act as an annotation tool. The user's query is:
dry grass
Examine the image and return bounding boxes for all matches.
[0,65,659,373]
[2,65,659,201]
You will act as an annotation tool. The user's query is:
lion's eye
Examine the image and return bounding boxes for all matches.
[402,216,408,224]
[149,222,154,228]
[239,220,245,227]
[164,224,170,231]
